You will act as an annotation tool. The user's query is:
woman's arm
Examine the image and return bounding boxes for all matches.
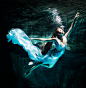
[65,12,80,38]
[29,38,56,42]
[30,37,66,47]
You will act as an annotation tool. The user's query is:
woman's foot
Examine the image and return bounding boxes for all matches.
[24,61,43,77]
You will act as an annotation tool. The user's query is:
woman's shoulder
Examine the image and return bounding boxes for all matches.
[62,36,67,44]
[63,36,67,40]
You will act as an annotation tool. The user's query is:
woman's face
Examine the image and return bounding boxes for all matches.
[55,28,64,40]
[56,28,64,35]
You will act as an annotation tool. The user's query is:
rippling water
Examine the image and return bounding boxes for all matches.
[1,0,86,51]
[0,0,86,88]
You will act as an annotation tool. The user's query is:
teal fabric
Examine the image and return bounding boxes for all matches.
[6,28,67,68]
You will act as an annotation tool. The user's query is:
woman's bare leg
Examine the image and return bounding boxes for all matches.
[41,34,54,55]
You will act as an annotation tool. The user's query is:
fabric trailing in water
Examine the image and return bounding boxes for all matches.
[6,28,67,68]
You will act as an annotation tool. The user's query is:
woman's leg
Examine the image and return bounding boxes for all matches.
[41,34,54,55]
[25,61,43,77]
[41,42,53,55]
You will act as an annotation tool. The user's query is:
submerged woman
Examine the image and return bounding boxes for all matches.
[6,12,79,76]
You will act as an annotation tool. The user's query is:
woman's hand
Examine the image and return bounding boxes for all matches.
[75,12,80,18]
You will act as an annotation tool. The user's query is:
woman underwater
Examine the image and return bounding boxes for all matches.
[6,12,79,76]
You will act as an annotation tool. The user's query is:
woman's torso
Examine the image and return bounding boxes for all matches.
[55,36,67,51]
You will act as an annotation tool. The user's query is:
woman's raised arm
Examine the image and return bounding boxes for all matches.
[65,12,80,38]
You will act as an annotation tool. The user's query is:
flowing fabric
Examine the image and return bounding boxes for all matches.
[6,28,67,68]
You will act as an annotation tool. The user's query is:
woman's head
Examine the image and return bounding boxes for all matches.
[54,27,65,40]
[55,27,64,34]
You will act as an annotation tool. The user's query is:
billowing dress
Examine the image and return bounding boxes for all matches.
[6,28,67,68]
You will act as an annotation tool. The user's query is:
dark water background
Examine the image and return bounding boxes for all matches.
[0,0,86,88]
